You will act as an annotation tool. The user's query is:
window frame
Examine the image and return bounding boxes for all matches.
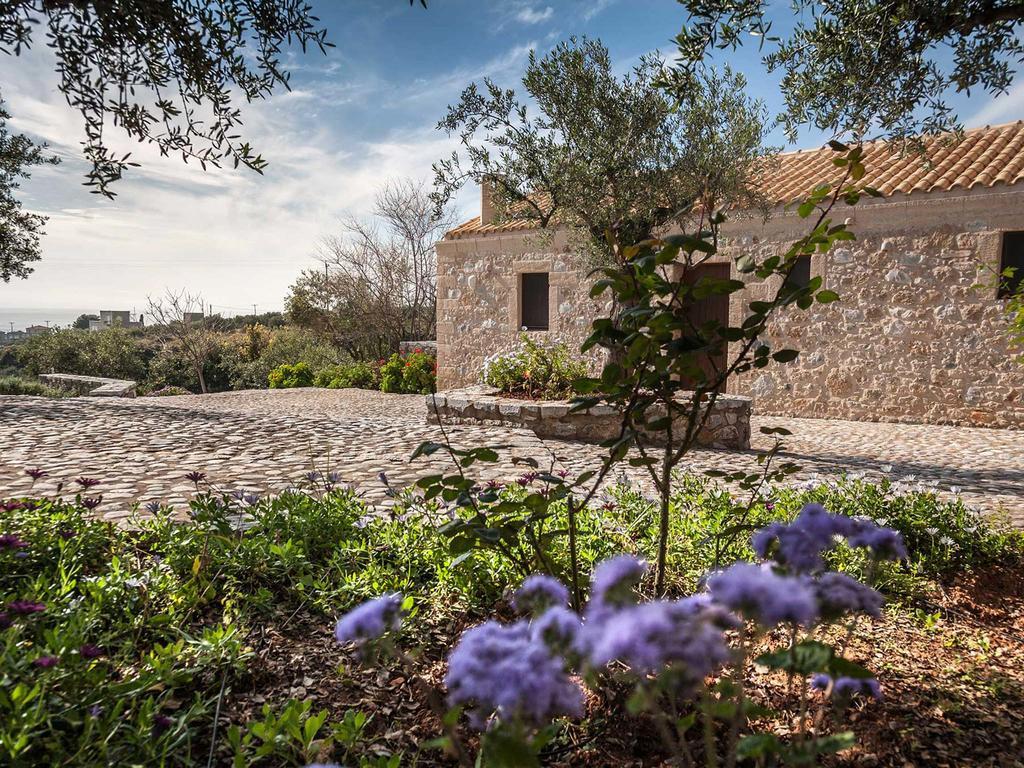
[519,271,550,331]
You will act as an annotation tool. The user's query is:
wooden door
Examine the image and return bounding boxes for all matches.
[683,263,731,387]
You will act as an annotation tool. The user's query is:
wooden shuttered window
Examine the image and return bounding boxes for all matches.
[521,272,549,330]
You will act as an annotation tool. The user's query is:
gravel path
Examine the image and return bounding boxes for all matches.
[2,388,1022,524]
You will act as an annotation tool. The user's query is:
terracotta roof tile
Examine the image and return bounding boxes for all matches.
[445,121,1024,239]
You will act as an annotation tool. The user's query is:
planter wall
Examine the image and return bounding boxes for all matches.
[427,386,751,450]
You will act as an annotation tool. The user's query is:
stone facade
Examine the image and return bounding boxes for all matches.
[427,386,752,449]
[436,184,1024,429]
[39,374,137,398]
[435,228,606,388]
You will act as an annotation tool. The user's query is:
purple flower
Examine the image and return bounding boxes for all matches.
[531,606,581,653]
[145,501,162,514]
[82,497,102,510]
[75,477,100,489]
[0,612,10,630]
[752,504,855,573]
[304,471,322,484]
[79,644,104,659]
[25,468,47,481]
[514,575,570,616]
[152,714,175,736]
[556,469,571,479]
[326,471,341,484]
[58,528,77,540]
[707,563,818,626]
[243,493,261,505]
[811,572,884,619]
[230,489,247,501]
[335,594,404,645]
[833,676,883,700]
[587,555,646,618]
[185,471,206,485]
[847,523,908,561]
[0,534,28,550]
[89,704,104,718]
[8,600,45,615]
[33,655,59,668]
[516,472,539,487]
[445,620,584,730]
[583,598,731,679]
[810,673,831,691]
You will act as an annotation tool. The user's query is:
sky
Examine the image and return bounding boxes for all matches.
[2,0,1024,324]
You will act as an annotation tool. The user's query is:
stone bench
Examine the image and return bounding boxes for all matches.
[39,373,137,398]
[427,386,751,450]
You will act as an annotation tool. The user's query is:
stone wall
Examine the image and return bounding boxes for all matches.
[435,229,606,390]
[428,386,752,449]
[437,185,1024,428]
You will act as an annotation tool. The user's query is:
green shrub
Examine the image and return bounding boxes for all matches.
[482,335,588,399]
[313,361,381,389]
[16,327,148,381]
[225,327,341,390]
[267,361,315,388]
[0,375,69,398]
[379,350,436,394]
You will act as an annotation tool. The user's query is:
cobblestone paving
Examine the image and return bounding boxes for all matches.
[2,389,1022,525]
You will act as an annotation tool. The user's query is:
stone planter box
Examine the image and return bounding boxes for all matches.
[39,374,137,398]
[427,386,751,450]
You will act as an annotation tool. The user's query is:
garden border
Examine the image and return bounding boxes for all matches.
[427,385,751,449]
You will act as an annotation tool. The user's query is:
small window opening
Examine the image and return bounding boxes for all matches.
[521,272,549,330]
[999,232,1024,299]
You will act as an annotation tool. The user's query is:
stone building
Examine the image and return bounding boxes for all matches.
[435,122,1024,428]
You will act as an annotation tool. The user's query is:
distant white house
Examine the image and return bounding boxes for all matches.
[89,310,145,332]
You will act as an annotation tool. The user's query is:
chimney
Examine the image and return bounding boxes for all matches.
[480,175,496,226]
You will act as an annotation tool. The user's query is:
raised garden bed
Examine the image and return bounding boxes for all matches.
[427,385,751,449]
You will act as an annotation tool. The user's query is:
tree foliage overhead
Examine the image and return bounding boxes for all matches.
[0,0,334,197]
[0,94,58,282]
[432,37,773,258]
[670,0,1024,143]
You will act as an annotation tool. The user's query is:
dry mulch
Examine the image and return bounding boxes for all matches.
[215,568,1024,767]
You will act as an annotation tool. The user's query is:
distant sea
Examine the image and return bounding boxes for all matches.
[0,308,95,333]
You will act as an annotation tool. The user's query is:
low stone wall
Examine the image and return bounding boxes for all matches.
[427,386,751,450]
[39,374,137,398]
[399,340,437,356]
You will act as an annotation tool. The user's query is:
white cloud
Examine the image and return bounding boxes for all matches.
[966,81,1024,128]
[582,0,617,22]
[515,5,554,24]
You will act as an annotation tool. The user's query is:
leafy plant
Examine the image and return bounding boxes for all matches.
[314,361,381,390]
[380,350,436,394]
[0,375,69,398]
[268,362,315,389]
[482,335,588,400]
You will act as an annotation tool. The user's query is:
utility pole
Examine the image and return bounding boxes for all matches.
[252,303,257,318]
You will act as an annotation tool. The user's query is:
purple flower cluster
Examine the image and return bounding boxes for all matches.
[0,534,28,550]
[752,503,906,572]
[812,674,882,700]
[588,555,646,619]
[532,606,581,653]
[707,563,818,625]
[445,620,584,729]
[514,574,570,616]
[583,597,731,679]
[811,572,884,619]
[334,594,404,645]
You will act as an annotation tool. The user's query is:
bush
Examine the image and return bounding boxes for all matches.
[141,385,192,397]
[224,327,341,391]
[16,327,148,381]
[268,361,315,388]
[0,375,69,398]
[483,335,588,399]
[379,350,436,394]
[314,361,381,389]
